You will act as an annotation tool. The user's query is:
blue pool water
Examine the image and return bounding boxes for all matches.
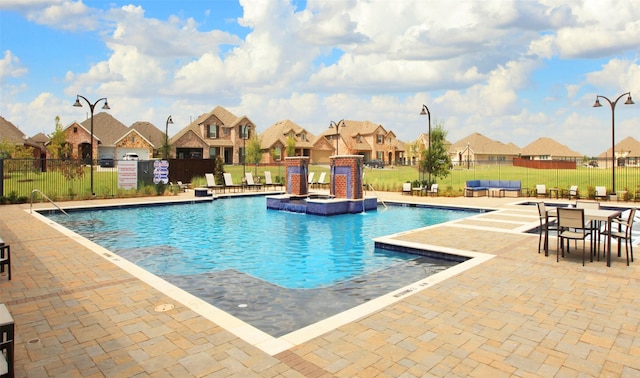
[48,197,473,288]
[45,196,477,336]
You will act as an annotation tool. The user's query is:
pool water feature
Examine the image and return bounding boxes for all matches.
[45,197,476,337]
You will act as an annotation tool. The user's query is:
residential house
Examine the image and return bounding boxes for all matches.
[597,136,640,169]
[170,106,256,163]
[115,121,166,160]
[409,132,453,166]
[317,120,405,165]
[259,120,331,164]
[520,137,582,161]
[0,115,45,159]
[449,132,518,166]
[64,112,129,162]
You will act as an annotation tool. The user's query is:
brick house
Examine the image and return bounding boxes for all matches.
[259,119,335,164]
[450,132,519,166]
[170,106,256,163]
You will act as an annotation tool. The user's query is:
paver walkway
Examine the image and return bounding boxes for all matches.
[1,192,638,377]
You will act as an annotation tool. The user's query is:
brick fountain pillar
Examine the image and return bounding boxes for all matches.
[330,155,363,199]
[285,156,309,196]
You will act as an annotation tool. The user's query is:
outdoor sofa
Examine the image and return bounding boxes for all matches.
[464,180,521,197]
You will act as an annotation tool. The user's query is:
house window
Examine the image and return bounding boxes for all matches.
[377,151,384,159]
[356,135,362,143]
[224,128,230,136]
[300,133,306,141]
[73,127,77,133]
[209,147,216,157]
[208,124,217,138]
[274,147,282,161]
[131,135,135,143]
[377,135,384,144]
[240,126,250,139]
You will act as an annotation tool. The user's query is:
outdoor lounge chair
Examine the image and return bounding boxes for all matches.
[205,173,224,193]
[244,172,262,191]
[536,184,547,198]
[536,202,557,256]
[567,185,579,199]
[264,171,282,190]
[316,172,329,189]
[402,182,411,195]
[176,181,189,192]
[223,173,242,192]
[308,172,317,188]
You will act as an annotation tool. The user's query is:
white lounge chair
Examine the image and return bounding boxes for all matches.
[427,184,439,197]
[223,173,242,192]
[308,172,316,187]
[244,172,262,191]
[205,173,224,193]
[595,186,607,201]
[536,184,547,198]
[264,171,282,190]
[316,172,329,189]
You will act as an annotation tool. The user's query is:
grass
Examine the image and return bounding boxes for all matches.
[3,162,639,202]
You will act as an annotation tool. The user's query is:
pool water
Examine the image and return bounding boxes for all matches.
[46,196,475,336]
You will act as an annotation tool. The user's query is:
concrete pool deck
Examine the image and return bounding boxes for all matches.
[1,191,639,376]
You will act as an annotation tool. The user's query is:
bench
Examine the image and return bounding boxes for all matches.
[465,180,521,198]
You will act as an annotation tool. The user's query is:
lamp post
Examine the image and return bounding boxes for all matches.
[164,115,173,159]
[467,142,471,170]
[419,104,432,185]
[329,120,345,155]
[73,95,110,196]
[242,124,251,181]
[592,92,634,193]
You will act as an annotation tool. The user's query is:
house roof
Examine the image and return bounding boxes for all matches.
[520,137,582,158]
[450,132,520,155]
[261,119,317,149]
[0,116,27,144]
[129,121,165,147]
[77,112,129,146]
[597,136,640,158]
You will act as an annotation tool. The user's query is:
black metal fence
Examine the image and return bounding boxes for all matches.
[2,157,639,202]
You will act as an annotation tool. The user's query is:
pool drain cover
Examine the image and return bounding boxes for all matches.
[154,303,174,312]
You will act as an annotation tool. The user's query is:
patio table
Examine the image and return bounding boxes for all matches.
[546,207,621,266]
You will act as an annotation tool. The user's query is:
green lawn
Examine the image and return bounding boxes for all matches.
[3,162,639,202]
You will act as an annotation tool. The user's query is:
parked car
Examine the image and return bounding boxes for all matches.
[122,153,139,161]
[364,159,385,168]
[99,156,114,167]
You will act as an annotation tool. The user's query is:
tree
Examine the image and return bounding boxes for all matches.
[246,133,263,174]
[47,116,70,159]
[419,121,451,184]
[285,135,296,157]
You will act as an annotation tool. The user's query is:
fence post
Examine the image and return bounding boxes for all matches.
[0,159,3,197]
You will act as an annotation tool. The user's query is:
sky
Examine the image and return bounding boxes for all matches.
[1,0,639,157]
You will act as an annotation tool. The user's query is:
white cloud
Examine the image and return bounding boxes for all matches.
[0,50,28,84]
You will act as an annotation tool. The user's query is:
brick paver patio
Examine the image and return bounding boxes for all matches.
[1,192,638,377]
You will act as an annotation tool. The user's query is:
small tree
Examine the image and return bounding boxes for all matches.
[285,135,296,157]
[419,121,451,184]
[213,155,225,185]
[246,134,263,174]
[48,116,71,159]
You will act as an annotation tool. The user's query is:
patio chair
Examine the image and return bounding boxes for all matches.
[0,244,11,280]
[602,208,636,266]
[536,184,547,198]
[595,186,607,201]
[223,173,242,192]
[205,173,224,193]
[402,182,412,195]
[427,184,439,197]
[567,185,579,199]
[244,172,263,191]
[536,202,557,256]
[557,207,593,266]
[316,172,329,189]
[176,181,189,192]
[264,171,282,190]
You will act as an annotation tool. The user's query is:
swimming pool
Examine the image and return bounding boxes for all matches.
[45,196,477,337]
